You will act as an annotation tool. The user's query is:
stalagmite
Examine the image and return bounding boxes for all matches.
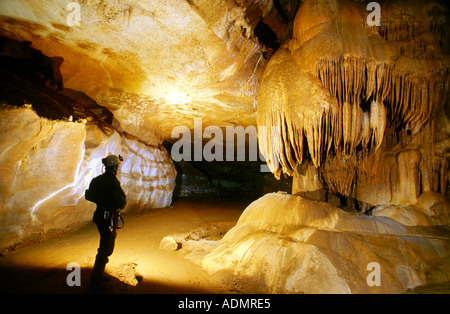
[391,150,421,205]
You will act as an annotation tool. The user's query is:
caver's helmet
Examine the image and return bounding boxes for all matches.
[102,154,123,167]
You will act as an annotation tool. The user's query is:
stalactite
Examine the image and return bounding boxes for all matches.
[361,112,371,148]
[261,57,448,178]
[369,100,386,151]
[257,0,449,194]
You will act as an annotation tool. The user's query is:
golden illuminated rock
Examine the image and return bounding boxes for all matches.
[257,0,449,210]
[0,106,176,253]
[203,193,450,293]
[0,0,448,295]
[0,0,265,144]
[258,0,449,174]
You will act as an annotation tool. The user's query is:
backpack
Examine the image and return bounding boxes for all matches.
[85,188,97,203]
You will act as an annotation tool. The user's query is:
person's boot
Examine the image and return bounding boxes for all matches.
[89,257,108,292]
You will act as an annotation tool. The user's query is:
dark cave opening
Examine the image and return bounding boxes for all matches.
[163,140,292,201]
[254,19,280,52]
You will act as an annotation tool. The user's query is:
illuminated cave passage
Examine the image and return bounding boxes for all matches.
[0,0,449,294]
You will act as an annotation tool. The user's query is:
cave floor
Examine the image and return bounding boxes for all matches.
[1,195,449,295]
[0,196,251,294]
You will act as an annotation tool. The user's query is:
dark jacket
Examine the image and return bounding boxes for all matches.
[87,171,127,211]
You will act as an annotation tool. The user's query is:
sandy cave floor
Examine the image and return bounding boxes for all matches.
[1,196,449,295]
[0,197,250,294]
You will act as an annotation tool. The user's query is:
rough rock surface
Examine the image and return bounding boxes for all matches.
[202,193,450,293]
[0,0,266,144]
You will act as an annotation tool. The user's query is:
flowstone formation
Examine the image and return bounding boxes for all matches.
[202,193,450,293]
[257,0,450,210]
[202,0,450,294]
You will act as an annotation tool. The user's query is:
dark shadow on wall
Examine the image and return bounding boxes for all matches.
[0,36,116,132]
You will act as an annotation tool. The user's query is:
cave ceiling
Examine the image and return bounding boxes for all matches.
[0,0,294,146]
[0,0,448,168]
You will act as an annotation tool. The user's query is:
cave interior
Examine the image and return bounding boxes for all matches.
[0,0,449,294]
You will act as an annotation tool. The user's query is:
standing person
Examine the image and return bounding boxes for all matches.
[85,154,126,291]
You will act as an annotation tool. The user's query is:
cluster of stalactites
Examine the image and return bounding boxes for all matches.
[378,4,448,60]
[257,0,450,179]
[259,56,450,179]
[315,55,450,147]
[259,97,387,179]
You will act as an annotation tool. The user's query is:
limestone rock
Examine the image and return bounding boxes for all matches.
[0,106,176,253]
[257,0,449,180]
[159,236,180,251]
[370,180,450,227]
[372,205,433,227]
[114,262,143,287]
[415,192,450,226]
[202,193,450,293]
[0,0,265,144]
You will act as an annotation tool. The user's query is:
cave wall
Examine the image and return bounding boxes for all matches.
[0,106,176,254]
[0,33,177,254]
